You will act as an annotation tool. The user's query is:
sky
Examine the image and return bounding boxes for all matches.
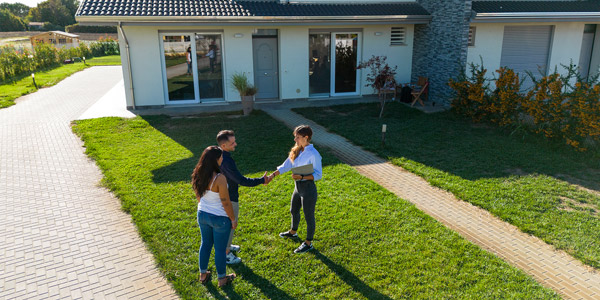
[1,0,45,8]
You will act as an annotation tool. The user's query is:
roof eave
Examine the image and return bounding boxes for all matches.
[472,12,600,23]
[76,15,432,26]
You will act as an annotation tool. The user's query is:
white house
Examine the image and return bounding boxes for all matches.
[75,0,600,109]
[467,1,600,89]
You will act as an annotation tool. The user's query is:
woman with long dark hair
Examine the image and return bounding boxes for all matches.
[267,125,322,254]
[192,146,237,287]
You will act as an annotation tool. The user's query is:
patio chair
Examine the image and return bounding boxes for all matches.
[378,77,397,101]
[411,76,429,107]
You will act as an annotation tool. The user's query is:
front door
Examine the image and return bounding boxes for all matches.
[253,38,279,100]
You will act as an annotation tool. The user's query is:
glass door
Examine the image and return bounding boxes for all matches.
[161,34,198,104]
[160,33,225,104]
[309,33,331,97]
[195,34,223,101]
[331,33,360,96]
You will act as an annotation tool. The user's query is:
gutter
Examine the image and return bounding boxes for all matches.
[118,22,135,110]
[472,12,600,23]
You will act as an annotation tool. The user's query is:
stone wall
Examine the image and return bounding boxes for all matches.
[412,0,472,105]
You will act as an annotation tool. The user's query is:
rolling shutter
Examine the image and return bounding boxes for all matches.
[500,25,553,88]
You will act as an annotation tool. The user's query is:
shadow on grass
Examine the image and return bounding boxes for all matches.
[144,112,337,184]
[229,262,294,300]
[294,102,600,192]
[311,250,393,300]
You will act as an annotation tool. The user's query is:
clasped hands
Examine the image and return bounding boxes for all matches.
[262,171,304,185]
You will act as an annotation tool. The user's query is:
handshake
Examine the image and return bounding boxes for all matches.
[262,171,276,185]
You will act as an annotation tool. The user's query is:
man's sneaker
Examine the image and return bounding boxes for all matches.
[279,231,298,238]
[230,244,240,252]
[294,242,314,254]
[225,252,241,265]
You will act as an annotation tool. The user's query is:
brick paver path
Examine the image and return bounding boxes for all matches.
[264,108,600,300]
[0,67,177,299]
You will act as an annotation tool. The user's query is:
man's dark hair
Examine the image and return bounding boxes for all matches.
[216,130,235,145]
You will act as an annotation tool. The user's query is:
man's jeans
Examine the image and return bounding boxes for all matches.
[198,210,232,278]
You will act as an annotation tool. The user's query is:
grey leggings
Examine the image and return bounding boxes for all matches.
[290,180,318,241]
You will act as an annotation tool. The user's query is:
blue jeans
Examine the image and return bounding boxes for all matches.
[197,210,231,278]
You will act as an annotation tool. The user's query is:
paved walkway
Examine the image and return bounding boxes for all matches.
[264,108,600,300]
[0,66,176,299]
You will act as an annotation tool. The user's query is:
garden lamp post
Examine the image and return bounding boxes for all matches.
[382,124,387,146]
[31,73,37,89]
[83,56,86,64]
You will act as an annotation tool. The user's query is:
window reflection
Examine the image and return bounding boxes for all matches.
[196,34,223,100]
[163,35,195,101]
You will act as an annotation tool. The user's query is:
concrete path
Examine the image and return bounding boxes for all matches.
[0,66,177,299]
[264,108,600,300]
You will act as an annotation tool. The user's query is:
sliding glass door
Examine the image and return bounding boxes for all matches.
[160,32,224,104]
[309,32,361,98]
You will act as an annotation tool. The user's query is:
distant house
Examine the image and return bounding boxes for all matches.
[30,31,80,49]
[28,22,44,30]
[74,0,600,110]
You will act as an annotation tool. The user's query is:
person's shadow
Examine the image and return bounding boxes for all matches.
[229,262,295,300]
[310,250,393,300]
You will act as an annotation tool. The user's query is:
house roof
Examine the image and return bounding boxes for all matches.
[75,0,431,24]
[472,1,600,13]
[471,1,600,22]
[30,31,80,39]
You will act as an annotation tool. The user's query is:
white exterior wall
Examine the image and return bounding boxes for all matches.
[362,24,414,94]
[467,22,588,80]
[119,24,414,107]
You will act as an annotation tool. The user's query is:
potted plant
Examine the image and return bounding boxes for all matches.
[231,72,258,116]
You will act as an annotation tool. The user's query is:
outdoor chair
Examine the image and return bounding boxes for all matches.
[378,78,397,101]
[411,76,429,107]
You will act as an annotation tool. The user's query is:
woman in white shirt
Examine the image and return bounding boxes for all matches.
[191,146,237,287]
[268,125,322,254]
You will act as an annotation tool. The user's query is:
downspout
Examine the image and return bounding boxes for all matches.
[118,22,136,110]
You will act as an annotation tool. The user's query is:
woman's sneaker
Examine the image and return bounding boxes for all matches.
[230,244,240,252]
[225,252,241,265]
[294,242,313,254]
[279,231,298,238]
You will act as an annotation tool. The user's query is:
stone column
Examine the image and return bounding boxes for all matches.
[412,0,472,105]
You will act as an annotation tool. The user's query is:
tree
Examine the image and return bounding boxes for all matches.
[0,3,30,18]
[0,9,27,32]
[26,0,77,28]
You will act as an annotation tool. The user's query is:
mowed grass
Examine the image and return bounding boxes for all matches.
[0,55,121,109]
[294,102,600,269]
[72,111,557,299]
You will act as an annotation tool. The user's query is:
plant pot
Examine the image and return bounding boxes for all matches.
[241,95,254,116]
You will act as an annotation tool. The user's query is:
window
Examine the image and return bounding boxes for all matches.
[59,39,66,44]
[468,27,476,47]
[390,27,406,46]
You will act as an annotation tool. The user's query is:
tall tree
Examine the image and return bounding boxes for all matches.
[0,9,27,31]
[0,3,30,19]
[26,0,76,27]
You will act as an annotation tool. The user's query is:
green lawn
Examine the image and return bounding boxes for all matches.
[294,102,600,270]
[72,111,558,299]
[0,55,121,109]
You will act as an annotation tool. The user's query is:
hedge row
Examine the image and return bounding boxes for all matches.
[448,63,600,152]
[0,37,119,82]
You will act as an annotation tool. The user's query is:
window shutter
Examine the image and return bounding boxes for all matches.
[468,27,476,46]
[391,27,406,46]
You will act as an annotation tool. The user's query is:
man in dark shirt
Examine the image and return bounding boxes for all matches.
[217,130,272,264]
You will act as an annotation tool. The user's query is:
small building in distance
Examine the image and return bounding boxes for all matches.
[30,31,80,49]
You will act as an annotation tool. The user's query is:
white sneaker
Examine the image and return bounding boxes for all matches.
[225,252,241,265]
[230,244,240,252]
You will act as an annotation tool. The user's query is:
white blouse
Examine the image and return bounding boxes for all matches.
[277,144,322,181]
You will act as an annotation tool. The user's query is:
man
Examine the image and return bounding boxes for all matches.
[216,130,272,264]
